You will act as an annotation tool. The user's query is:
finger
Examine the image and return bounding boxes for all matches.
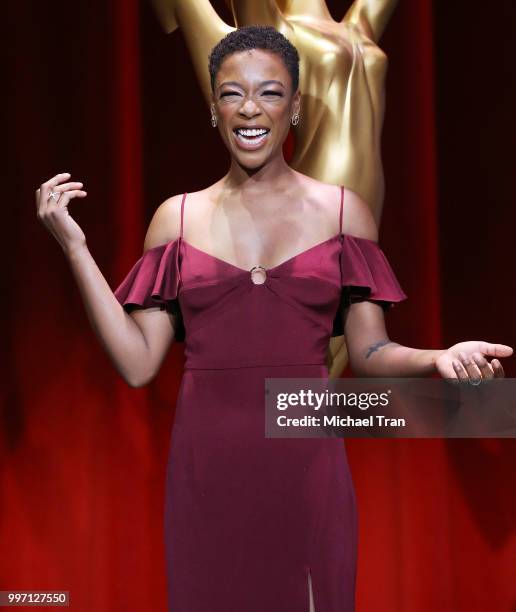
[491,359,505,379]
[452,359,469,382]
[471,352,494,380]
[52,181,84,194]
[48,181,84,206]
[479,342,514,358]
[52,190,87,210]
[46,172,71,190]
[39,173,71,214]
[458,352,482,384]
[45,190,64,209]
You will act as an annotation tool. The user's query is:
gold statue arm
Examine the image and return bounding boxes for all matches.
[229,1,288,32]
[150,0,234,101]
[342,0,398,42]
[150,0,179,33]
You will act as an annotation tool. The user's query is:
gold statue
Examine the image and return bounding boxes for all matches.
[149,0,398,377]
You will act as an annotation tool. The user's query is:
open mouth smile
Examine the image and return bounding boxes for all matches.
[232,127,271,150]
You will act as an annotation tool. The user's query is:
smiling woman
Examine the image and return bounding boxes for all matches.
[208,29,300,165]
[35,23,513,612]
[120,28,371,612]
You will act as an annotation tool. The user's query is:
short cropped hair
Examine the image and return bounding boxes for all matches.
[208,25,300,94]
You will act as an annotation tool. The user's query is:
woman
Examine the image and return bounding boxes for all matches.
[151,0,400,380]
[35,25,511,612]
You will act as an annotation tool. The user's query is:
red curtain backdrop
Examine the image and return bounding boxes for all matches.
[3,1,515,611]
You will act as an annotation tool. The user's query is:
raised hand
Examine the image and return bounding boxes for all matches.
[435,340,513,382]
[35,172,88,255]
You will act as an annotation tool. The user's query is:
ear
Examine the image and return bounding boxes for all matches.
[292,88,301,115]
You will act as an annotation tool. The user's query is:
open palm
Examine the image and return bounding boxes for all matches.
[435,341,513,381]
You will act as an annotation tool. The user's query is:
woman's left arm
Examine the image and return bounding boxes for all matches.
[343,300,513,379]
[340,189,513,380]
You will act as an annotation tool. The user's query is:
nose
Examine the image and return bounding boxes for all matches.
[239,97,261,118]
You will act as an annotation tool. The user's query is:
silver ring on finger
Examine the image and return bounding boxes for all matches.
[469,377,482,386]
[49,191,59,202]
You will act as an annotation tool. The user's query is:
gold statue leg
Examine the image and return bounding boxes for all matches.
[327,335,349,379]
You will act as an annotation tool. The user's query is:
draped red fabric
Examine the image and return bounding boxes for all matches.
[3,1,515,611]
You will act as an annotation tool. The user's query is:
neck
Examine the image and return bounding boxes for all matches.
[222,150,296,199]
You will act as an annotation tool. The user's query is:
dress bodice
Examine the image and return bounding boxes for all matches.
[113,190,407,370]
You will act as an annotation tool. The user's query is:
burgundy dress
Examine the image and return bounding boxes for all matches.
[114,186,406,612]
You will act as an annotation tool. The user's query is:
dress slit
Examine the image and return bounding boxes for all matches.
[308,567,316,612]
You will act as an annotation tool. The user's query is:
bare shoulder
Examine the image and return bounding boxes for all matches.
[341,187,378,242]
[295,173,378,241]
[143,183,221,252]
[143,193,185,252]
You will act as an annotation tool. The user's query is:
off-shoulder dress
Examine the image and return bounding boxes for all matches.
[114,186,406,612]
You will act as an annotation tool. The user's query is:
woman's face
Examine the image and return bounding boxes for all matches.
[211,49,300,170]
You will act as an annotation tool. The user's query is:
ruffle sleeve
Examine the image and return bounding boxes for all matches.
[113,239,185,341]
[331,234,407,336]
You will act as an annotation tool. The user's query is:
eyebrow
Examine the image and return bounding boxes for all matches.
[218,79,286,89]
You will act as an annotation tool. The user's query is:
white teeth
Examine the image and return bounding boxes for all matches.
[236,128,268,137]
[234,128,270,146]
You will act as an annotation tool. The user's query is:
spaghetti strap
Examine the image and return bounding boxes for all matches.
[339,185,344,237]
[180,192,187,240]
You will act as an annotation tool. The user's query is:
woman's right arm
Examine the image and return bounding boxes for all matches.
[36,173,181,388]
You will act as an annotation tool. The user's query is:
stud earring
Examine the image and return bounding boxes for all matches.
[291,113,300,126]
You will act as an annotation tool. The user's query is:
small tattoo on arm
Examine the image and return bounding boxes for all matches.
[365,340,396,359]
